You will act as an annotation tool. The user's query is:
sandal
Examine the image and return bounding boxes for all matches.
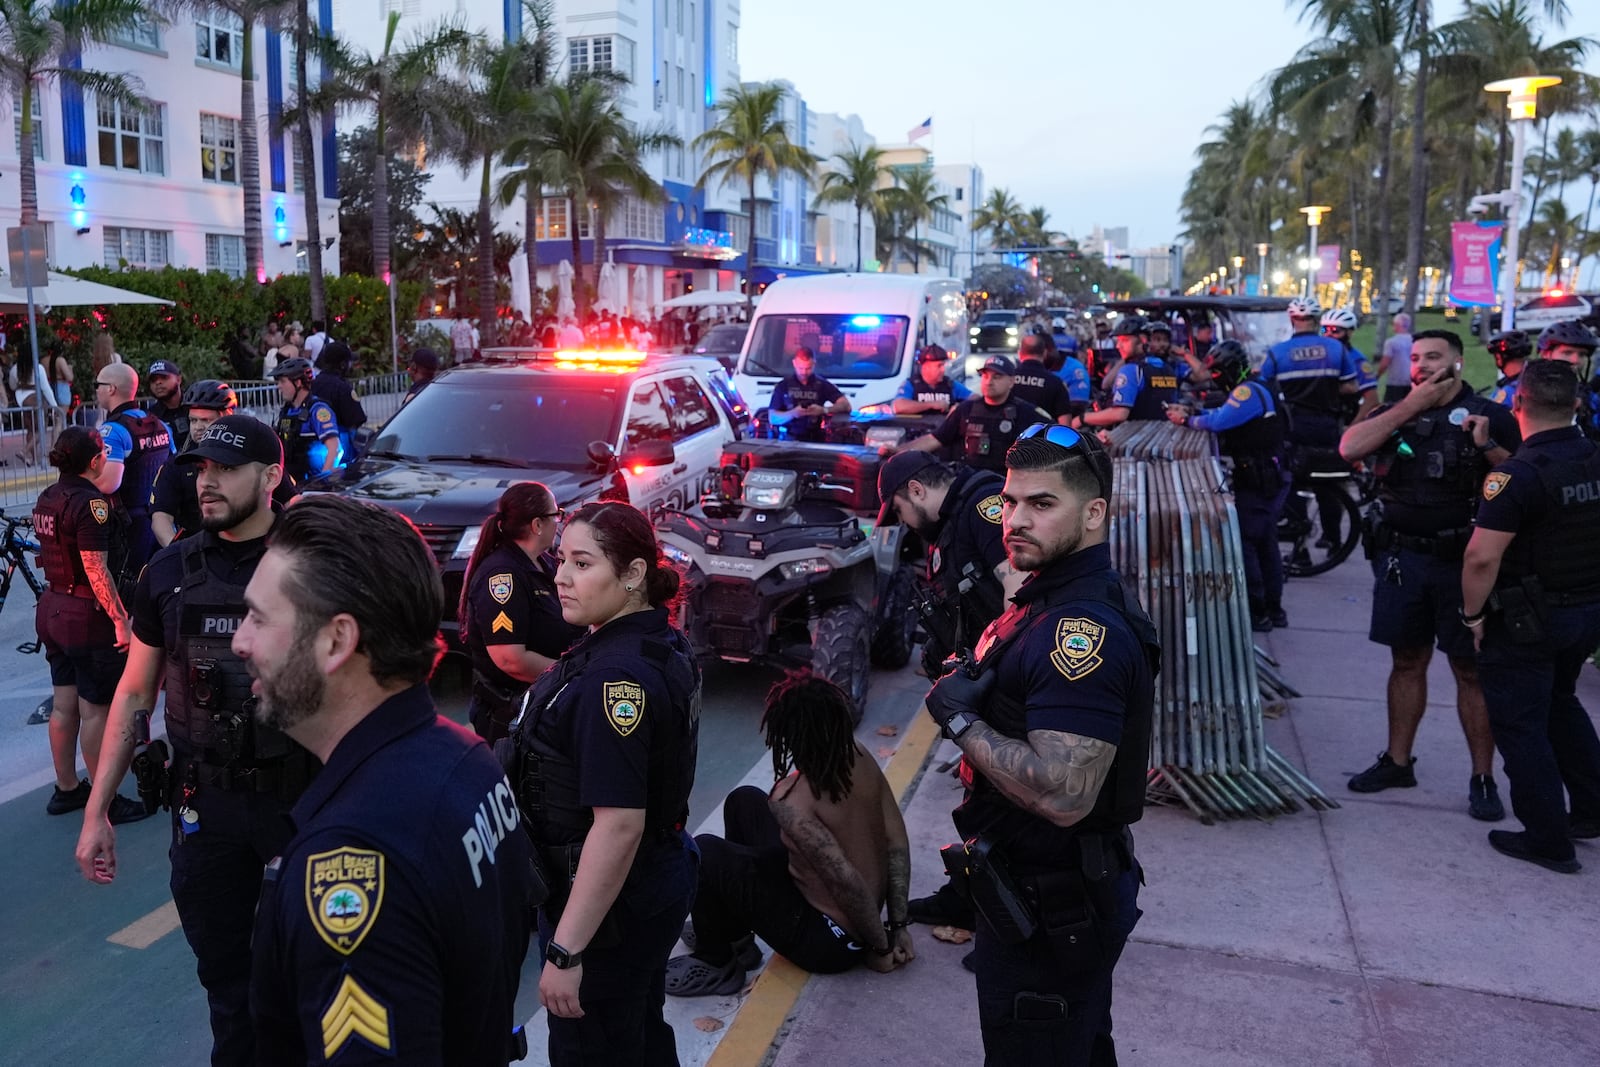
[664,954,746,997]
[680,923,763,971]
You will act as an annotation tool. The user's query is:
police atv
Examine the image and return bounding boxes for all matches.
[655,440,920,722]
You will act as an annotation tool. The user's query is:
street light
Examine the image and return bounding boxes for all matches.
[1299,205,1331,298]
[1272,269,1287,294]
[1485,75,1561,330]
[1231,255,1245,293]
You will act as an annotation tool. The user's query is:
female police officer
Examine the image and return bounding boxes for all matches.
[460,483,581,743]
[506,500,700,1066]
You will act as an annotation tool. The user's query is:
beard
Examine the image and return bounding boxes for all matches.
[251,620,325,733]
[200,488,262,532]
[1006,514,1086,572]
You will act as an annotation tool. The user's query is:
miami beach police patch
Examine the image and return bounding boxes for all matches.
[1231,385,1253,402]
[90,499,109,524]
[604,681,646,737]
[305,847,385,955]
[1050,618,1106,681]
[1483,472,1511,501]
[977,494,1004,525]
[488,573,513,604]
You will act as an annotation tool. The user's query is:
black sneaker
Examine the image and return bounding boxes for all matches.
[1488,830,1580,874]
[46,778,91,816]
[907,881,975,930]
[1268,607,1289,629]
[1251,614,1274,633]
[1469,775,1505,822]
[678,923,763,971]
[1569,818,1600,840]
[1348,753,1418,793]
[107,794,154,825]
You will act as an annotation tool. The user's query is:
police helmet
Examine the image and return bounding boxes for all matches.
[1205,340,1251,388]
[270,356,314,384]
[182,379,237,412]
[1142,319,1172,336]
[1537,320,1598,353]
[1486,330,1532,368]
[1111,316,1146,337]
[1286,297,1322,319]
[1320,307,1358,331]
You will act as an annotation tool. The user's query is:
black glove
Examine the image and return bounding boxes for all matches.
[924,663,995,732]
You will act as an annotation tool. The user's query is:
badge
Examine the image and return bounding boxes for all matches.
[999,420,1012,433]
[1448,407,1469,427]
[488,572,513,604]
[1050,617,1106,681]
[977,494,1004,525]
[1361,361,1375,378]
[1231,385,1253,402]
[491,611,513,634]
[1483,472,1511,500]
[930,547,943,573]
[321,974,392,1059]
[305,847,385,955]
[603,680,645,737]
[89,499,109,525]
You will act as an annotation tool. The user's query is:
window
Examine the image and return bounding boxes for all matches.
[689,3,696,40]
[726,25,737,63]
[110,16,161,51]
[538,197,567,240]
[96,97,165,175]
[803,214,817,246]
[676,66,684,106]
[625,382,672,448]
[569,38,588,72]
[295,240,312,274]
[205,233,245,278]
[754,203,774,239]
[617,197,665,242]
[662,376,717,438]
[196,9,244,68]
[675,0,683,33]
[954,186,963,201]
[291,134,305,193]
[13,88,44,161]
[200,113,239,184]
[103,227,171,268]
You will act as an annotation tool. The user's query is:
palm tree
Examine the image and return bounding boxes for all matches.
[811,142,887,272]
[1018,206,1062,250]
[885,165,948,273]
[292,0,326,321]
[971,187,1025,251]
[694,82,819,311]
[493,0,559,301]
[1572,127,1600,291]
[0,0,149,225]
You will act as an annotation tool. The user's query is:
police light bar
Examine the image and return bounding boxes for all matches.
[551,349,648,364]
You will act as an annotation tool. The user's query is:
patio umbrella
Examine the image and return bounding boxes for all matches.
[596,261,617,314]
[631,266,651,321]
[0,270,176,313]
[509,256,532,320]
[659,289,755,310]
[556,260,576,321]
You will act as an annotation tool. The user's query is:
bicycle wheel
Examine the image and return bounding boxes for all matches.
[1282,481,1362,577]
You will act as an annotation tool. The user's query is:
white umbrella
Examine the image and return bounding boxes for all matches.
[596,261,618,314]
[509,256,532,320]
[659,289,754,310]
[556,259,576,321]
[0,270,176,312]
[630,266,651,320]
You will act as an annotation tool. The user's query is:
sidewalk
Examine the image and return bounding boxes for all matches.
[693,554,1600,1067]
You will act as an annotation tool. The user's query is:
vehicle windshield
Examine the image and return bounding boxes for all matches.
[978,311,1016,325]
[1228,310,1294,366]
[743,314,910,379]
[370,378,620,468]
[696,326,747,353]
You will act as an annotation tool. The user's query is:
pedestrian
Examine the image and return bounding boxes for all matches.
[11,350,39,464]
[226,325,258,380]
[400,347,439,409]
[1169,340,1291,631]
[91,331,122,375]
[1083,317,1189,427]
[902,355,1053,473]
[922,423,1159,1062]
[504,501,701,1065]
[1377,312,1415,404]
[261,321,286,376]
[1338,329,1520,818]
[34,426,147,825]
[310,341,368,459]
[145,359,190,451]
[96,362,176,585]
[237,495,536,1065]
[302,318,328,363]
[150,380,240,548]
[891,344,972,417]
[1461,358,1600,873]
[1010,334,1076,424]
[76,415,311,1065]
[459,483,582,744]
[665,671,914,996]
[269,357,342,482]
[1483,330,1532,409]
[768,346,852,443]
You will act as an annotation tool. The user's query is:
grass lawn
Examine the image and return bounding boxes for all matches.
[1348,309,1495,392]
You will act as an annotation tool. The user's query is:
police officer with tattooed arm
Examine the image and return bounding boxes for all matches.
[922,423,1160,1064]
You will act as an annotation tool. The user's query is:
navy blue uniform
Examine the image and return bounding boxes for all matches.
[929,396,1054,473]
[151,399,193,453]
[1108,357,1188,421]
[463,545,582,743]
[309,372,367,462]
[252,685,535,1066]
[1473,426,1600,861]
[957,544,1159,1064]
[33,475,125,703]
[769,373,844,442]
[277,398,342,482]
[1484,375,1519,410]
[923,467,1008,673]
[103,402,175,580]
[1258,333,1361,448]
[1010,358,1075,422]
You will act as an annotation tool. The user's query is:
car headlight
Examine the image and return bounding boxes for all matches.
[662,543,691,566]
[745,487,786,507]
[1005,326,1019,336]
[452,526,481,560]
[780,558,832,581]
[969,326,980,335]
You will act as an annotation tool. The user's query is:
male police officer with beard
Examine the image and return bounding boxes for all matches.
[77,415,312,1067]
[904,356,1053,473]
[923,423,1159,1064]
[1010,334,1075,424]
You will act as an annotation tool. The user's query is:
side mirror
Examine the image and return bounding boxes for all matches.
[618,438,675,469]
[587,440,617,470]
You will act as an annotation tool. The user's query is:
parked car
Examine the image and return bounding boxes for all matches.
[970,309,1023,353]
[693,322,748,369]
[1511,292,1597,335]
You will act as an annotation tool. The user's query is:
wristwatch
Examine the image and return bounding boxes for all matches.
[1476,438,1500,453]
[545,941,584,970]
[942,710,980,741]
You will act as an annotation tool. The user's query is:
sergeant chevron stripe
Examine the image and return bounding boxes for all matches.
[321,974,392,1059]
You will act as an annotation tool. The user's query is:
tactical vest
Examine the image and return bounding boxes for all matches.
[1129,359,1182,421]
[32,479,109,591]
[110,404,172,517]
[276,403,318,478]
[961,400,1027,470]
[1375,395,1497,529]
[1579,384,1600,443]
[1499,444,1600,601]
[1271,336,1345,417]
[163,536,297,764]
[511,622,701,846]
[1010,361,1059,411]
[932,469,1007,643]
[1219,381,1287,493]
[153,402,191,452]
[954,568,1161,849]
[910,378,959,407]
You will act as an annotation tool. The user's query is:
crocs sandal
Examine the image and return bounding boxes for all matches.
[679,924,763,971]
[664,954,746,997]
[108,794,154,825]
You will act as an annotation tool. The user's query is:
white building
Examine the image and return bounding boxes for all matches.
[932,161,985,282]
[807,108,876,272]
[1,7,339,281]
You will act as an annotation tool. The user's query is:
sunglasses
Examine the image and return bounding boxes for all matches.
[95,380,113,388]
[1016,423,1112,495]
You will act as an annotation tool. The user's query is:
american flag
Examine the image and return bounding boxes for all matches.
[907,117,932,143]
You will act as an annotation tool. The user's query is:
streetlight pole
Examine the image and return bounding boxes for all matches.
[1232,255,1245,295]
[1256,243,1269,294]
[1485,76,1561,332]
[1299,205,1331,300]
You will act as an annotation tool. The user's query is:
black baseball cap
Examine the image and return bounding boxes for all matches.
[875,450,944,527]
[917,344,950,364]
[176,414,284,468]
[981,355,1017,375]
[148,360,181,379]
[410,347,440,371]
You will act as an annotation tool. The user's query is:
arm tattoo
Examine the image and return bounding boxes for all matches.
[886,847,910,925]
[958,724,1116,828]
[80,551,128,623]
[767,799,888,952]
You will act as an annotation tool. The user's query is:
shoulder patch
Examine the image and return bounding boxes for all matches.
[491,610,513,634]
[1360,361,1375,377]
[1050,617,1106,681]
[1231,385,1253,402]
[305,847,385,955]
[977,494,1004,524]
[1113,373,1128,389]
[1483,472,1512,501]
[603,680,645,737]
[89,499,109,525]
[321,974,392,1059]
[488,572,513,604]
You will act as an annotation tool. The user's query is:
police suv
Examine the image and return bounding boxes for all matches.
[325,349,749,643]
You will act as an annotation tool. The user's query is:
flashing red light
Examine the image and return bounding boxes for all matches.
[1547,288,1564,298]
[631,464,646,475]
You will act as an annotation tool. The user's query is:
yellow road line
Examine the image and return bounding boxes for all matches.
[107,900,182,949]
[705,706,942,1067]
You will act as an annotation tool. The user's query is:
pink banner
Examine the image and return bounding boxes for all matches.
[1449,221,1502,307]
[1317,245,1341,284]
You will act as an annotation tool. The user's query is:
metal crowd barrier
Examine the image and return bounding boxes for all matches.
[1108,421,1336,823]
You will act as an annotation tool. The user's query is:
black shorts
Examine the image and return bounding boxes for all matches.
[1368,547,1474,659]
[37,592,125,704]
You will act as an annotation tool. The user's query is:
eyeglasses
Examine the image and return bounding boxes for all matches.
[538,508,566,521]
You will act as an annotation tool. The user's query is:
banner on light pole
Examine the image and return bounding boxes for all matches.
[1316,245,1342,285]
[1449,221,1502,307]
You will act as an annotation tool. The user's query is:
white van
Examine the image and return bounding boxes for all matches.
[733,274,971,420]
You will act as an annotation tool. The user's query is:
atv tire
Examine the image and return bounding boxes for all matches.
[870,564,918,670]
[813,603,871,724]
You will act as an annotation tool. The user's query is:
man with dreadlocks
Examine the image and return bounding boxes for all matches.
[664,672,913,996]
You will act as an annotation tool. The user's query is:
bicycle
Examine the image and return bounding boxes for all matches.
[1,508,46,653]
[1279,464,1377,579]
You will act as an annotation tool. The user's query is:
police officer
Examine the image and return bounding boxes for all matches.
[903,355,1053,473]
[400,346,440,408]
[459,483,582,744]
[270,356,343,482]
[1087,319,1117,390]
[146,359,191,451]
[233,496,535,1065]
[1051,338,1094,421]
[1089,315,1142,401]
[892,343,972,416]
[1321,306,1381,423]
[504,500,699,1065]
[1534,320,1600,441]
[1084,317,1188,427]
[1339,329,1520,818]
[310,340,368,460]
[769,346,851,442]
[152,379,238,549]
[1187,315,1217,366]
[923,424,1159,1063]
[1259,298,1370,453]
[1010,334,1075,424]
[76,415,307,1066]
[96,362,175,582]
[35,426,148,825]
[1483,330,1532,409]
[1461,359,1600,873]
[1168,340,1291,631]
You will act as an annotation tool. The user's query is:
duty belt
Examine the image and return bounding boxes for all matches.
[46,583,99,600]
[180,752,310,794]
[1004,827,1136,882]
[1390,527,1472,558]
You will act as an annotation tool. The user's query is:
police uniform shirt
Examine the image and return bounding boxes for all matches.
[280,398,342,474]
[1486,375,1519,409]
[1010,358,1075,420]
[149,461,202,539]
[34,475,116,589]
[1368,384,1521,535]
[770,374,845,439]
[928,397,1054,465]
[1057,355,1093,408]
[151,401,192,452]
[130,529,268,653]
[931,468,1008,583]
[1258,334,1360,411]
[102,411,176,501]
[465,545,581,691]
[1348,346,1379,394]
[1474,425,1597,544]
[251,685,534,1066]
[1189,380,1274,434]
[895,375,971,408]
[1109,357,1188,417]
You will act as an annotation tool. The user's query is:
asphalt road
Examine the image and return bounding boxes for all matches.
[0,579,930,1067]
